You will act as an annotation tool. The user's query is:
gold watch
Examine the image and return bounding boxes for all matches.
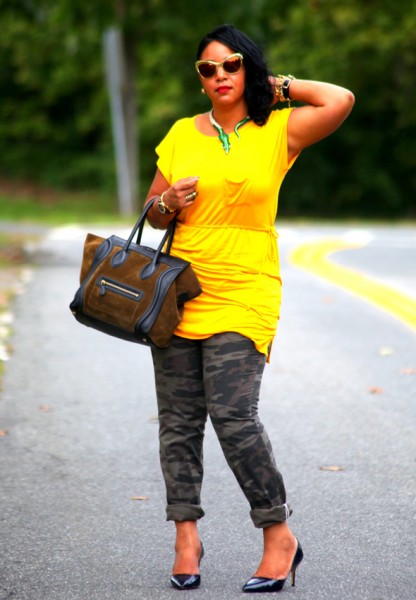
[157,193,176,214]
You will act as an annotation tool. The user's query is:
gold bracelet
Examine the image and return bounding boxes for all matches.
[274,74,295,106]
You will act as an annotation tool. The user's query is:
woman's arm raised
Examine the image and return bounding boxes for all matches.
[284,79,355,162]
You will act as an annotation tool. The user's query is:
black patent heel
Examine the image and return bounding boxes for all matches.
[170,543,204,590]
[242,540,303,593]
[290,542,304,587]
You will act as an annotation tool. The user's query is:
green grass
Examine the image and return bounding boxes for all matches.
[0,189,135,225]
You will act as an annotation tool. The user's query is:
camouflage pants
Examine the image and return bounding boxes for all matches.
[151,332,291,528]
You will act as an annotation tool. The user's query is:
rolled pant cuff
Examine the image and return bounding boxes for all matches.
[250,503,292,528]
[166,504,205,522]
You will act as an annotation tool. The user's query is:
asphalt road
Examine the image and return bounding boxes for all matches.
[0,223,415,600]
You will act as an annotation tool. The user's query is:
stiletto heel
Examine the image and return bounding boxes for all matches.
[170,543,204,590]
[290,544,301,587]
[242,540,303,593]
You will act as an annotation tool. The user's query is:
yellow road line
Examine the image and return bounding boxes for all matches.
[288,239,416,332]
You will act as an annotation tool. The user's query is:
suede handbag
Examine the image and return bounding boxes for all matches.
[69,198,201,348]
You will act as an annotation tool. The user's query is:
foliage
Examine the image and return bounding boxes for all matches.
[0,0,415,217]
[0,188,117,224]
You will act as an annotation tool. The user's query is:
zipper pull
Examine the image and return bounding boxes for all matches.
[99,280,106,296]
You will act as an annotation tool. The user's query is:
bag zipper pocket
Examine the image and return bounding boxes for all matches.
[97,277,143,301]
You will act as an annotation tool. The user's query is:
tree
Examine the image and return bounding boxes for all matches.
[0,0,414,217]
[264,0,416,217]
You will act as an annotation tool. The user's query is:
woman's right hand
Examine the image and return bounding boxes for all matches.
[145,171,200,228]
[161,176,200,212]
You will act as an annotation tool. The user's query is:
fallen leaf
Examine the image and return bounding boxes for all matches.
[0,293,9,309]
[368,386,384,394]
[319,465,345,472]
[39,404,53,412]
[401,368,416,375]
[131,495,150,501]
[0,429,9,437]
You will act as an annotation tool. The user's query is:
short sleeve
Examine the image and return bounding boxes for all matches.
[155,120,181,184]
[269,107,299,172]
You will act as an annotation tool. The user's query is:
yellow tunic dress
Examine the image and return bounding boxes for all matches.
[156,108,298,356]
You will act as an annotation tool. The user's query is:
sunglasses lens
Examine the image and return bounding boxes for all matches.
[223,56,242,73]
[198,63,216,78]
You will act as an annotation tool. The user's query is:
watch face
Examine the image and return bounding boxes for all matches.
[157,198,166,214]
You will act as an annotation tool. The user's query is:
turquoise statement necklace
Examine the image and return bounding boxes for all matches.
[209,109,250,154]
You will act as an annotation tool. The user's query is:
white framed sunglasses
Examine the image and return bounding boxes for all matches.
[195,53,244,79]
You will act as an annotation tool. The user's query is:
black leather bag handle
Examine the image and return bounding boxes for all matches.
[119,197,174,251]
[119,197,177,279]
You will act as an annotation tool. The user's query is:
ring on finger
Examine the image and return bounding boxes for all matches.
[185,191,198,202]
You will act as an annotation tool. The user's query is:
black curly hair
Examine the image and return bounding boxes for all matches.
[196,24,274,126]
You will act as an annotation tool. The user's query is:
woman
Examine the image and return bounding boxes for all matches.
[145,24,354,593]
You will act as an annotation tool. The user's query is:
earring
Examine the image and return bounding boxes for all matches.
[201,88,206,94]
